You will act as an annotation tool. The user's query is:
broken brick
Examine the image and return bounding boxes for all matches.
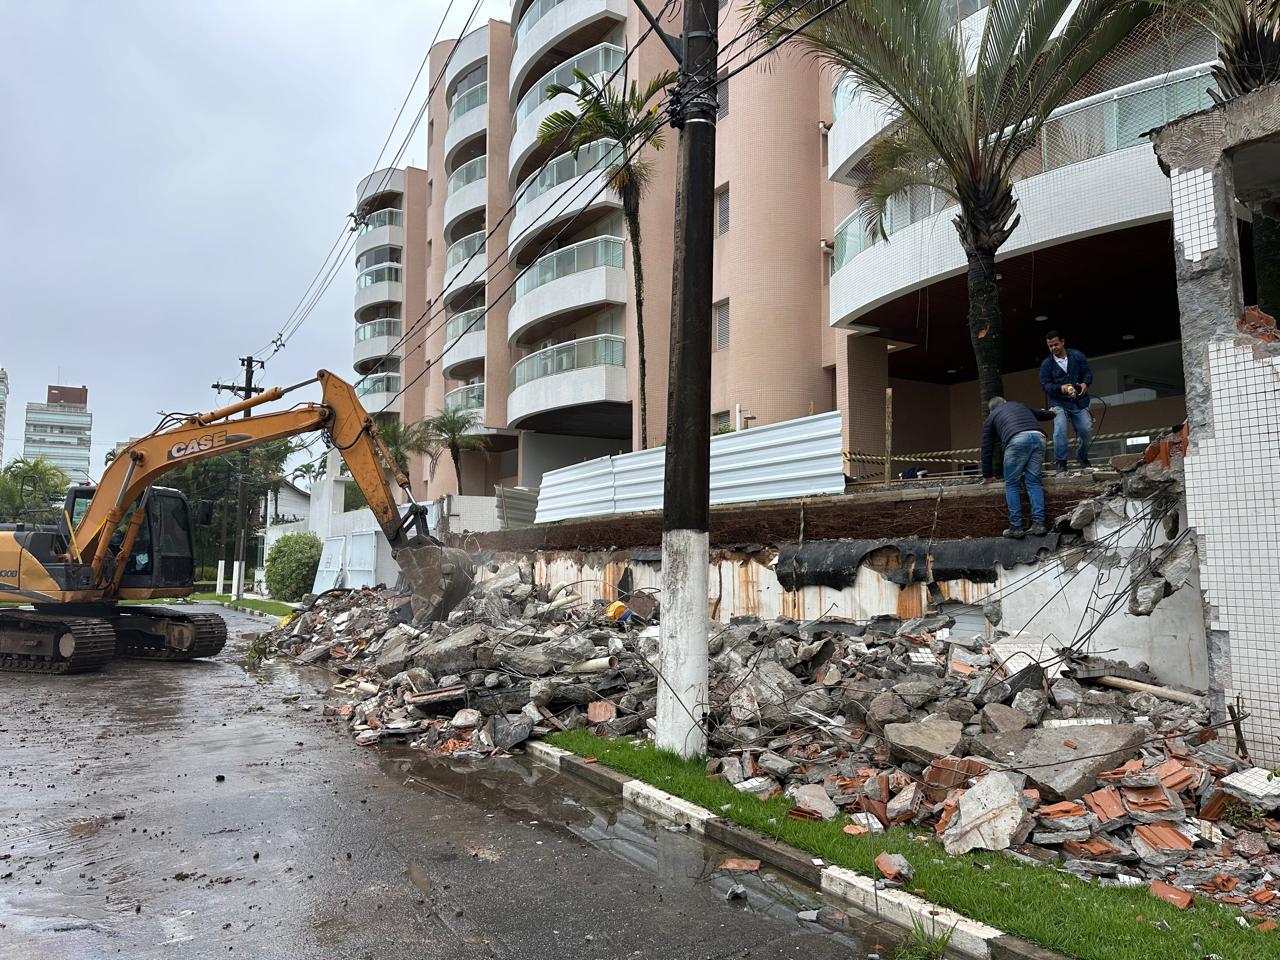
[1150,880,1193,910]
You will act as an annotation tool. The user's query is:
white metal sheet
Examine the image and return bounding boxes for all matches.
[313,537,345,593]
[345,532,377,588]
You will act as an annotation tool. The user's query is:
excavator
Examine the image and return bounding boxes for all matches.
[0,370,473,674]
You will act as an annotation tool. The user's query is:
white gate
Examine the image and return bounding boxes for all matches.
[345,532,378,588]
[313,537,345,592]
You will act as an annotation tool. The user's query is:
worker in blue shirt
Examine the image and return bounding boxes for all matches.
[981,397,1055,539]
[1039,330,1094,472]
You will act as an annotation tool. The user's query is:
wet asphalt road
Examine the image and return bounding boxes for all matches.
[0,605,903,960]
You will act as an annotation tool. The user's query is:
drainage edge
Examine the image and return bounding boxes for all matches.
[525,741,1069,960]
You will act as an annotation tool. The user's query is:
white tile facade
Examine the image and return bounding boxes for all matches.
[1184,340,1280,763]
[1170,168,1217,262]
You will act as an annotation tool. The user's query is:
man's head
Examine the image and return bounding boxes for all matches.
[1045,330,1067,358]
[988,396,1006,414]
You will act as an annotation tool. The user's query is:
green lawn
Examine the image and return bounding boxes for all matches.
[188,593,294,618]
[547,731,1280,960]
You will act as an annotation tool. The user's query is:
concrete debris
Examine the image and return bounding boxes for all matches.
[268,565,1273,920]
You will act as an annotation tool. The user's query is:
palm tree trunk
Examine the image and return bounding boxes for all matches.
[1254,210,1280,318]
[966,248,1005,414]
[623,199,648,449]
[450,443,463,495]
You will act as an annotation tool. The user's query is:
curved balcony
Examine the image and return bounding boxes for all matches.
[353,207,404,259]
[356,167,405,207]
[353,318,403,373]
[443,230,487,302]
[354,264,403,314]
[507,334,627,428]
[442,307,487,377]
[509,0,627,109]
[509,43,624,189]
[508,139,622,259]
[829,66,1214,327]
[355,372,402,415]
[444,82,488,167]
[444,156,488,237]
[508,236,626,343]
[444,382,485,415]
[445,24,489,98]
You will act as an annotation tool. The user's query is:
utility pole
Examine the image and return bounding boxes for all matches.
[635,0,717,757]
[212,356,264,598]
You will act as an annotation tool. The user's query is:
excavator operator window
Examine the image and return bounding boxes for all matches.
[116,503,153,576]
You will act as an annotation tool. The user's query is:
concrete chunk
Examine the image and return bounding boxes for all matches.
[972,724,1147,800]
[979,703,1030,734]
[942,772,1033,855]
[884,719,965,764]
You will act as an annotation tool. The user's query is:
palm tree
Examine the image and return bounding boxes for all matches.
[755,0,1152,412]
[420,408,488,495]
[0,457,70,523]
[537,69,677,449]
[375,418,434,476]
[1152,0,1280,312]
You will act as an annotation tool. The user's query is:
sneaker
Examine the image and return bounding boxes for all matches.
[1055,461,1068,474]
[1027,522,1048,536]
[1003,526,1027,540]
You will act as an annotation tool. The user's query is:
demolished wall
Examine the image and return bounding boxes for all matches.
[474,483,1207,689]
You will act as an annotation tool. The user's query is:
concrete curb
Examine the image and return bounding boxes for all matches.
[526,742,1070,960]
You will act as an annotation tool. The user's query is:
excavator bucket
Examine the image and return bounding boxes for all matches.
[392,540,475,623]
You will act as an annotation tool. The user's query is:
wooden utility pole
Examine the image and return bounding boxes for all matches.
[212,356,264,598]
[638,0,718,758]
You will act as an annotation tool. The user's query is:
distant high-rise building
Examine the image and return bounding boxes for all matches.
[24,385,93,480]
[0,369,9,466]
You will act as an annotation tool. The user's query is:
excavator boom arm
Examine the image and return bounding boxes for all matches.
[74,371,427,584]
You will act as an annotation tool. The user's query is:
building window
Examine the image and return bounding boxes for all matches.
[716,187,729,235]
[714,300,730,351]
[712,410,731,432]
[716,74,729,120]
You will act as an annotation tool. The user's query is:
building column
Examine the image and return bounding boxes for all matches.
[835,334,888,470]
[1151,88,1280,764]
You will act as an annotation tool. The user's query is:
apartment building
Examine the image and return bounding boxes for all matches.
[23,384,93,479]
[372,3,1216,498]
[0,368,8,466]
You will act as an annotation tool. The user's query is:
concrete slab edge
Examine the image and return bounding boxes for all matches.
[536,743,1073,960]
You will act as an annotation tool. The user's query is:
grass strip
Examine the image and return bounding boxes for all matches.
[547,731,1280,960]
[188,593,294,618]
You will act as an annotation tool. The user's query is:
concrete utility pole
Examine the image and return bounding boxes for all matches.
[637,0,718,757]
[212,356,264,598]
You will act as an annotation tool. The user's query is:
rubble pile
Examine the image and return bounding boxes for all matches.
[270,567,658,757]
[271,563,1278,919]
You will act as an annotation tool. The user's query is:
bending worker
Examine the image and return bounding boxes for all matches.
[1040,329,1094,472]
[981,396,1054,539]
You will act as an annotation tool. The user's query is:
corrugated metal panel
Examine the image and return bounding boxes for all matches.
[495,486,539,529]
[611,447,665,515]
[534,411,846,524]
[535,458,615,523]
[708,410,845,505]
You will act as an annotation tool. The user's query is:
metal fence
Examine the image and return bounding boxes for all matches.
[535,411,845,523]
[495,486,539,529]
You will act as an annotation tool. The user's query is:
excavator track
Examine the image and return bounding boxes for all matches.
[109,608,228,661]
[0,611,116,674]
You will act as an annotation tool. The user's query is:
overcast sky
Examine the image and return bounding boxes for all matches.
[0,0,506,475]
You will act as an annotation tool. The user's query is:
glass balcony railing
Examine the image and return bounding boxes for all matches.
[831,66,1215,276]
[358,208,403,233]
[448,81,488,125]
[444,382,485,413]
[354,319,402,344]
[356,264,402,288]
[515,139,622,213]
[445,230,486,271]
[513,0,569,49]
[512,334,625,389]
[447,156,487,195]
[832,73,857,121]
[514,43,625,129]
[356,373,401,398]
[514,236,624,300]
[445,307,486,341]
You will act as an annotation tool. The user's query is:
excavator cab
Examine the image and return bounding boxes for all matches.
[64,486,198,597]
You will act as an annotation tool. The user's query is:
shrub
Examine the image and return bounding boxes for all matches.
[263,532,322,601]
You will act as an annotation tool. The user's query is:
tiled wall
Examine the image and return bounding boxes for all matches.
[1184,340,1280,764]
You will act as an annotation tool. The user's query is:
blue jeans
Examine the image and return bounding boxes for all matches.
[1052,404,1093,464]
[1003,430,1046,527]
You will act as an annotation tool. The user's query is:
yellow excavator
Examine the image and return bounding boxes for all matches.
[0,370,472,673]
